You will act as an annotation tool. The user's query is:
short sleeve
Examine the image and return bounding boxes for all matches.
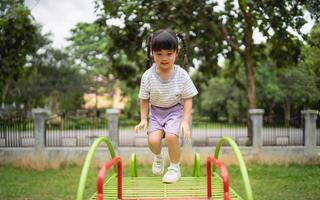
[138,72,150,99]
[181,72,198,99]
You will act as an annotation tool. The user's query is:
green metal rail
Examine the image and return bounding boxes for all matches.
[76,137,116,200]
[192,152,201,177]
[130,153,137,177]
[214,136,254,200]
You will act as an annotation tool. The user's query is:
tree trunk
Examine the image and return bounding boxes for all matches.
[243,51,256,144]
[283,99,291,127]
[220,0,257,143]
[1,81,10,104]
[243,53,256,109]
[220,0,256,109]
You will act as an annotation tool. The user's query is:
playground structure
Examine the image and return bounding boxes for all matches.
[76,136,253,200]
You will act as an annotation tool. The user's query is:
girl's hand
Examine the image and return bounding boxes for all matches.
[134,119,148,133]
[181,120,190,140]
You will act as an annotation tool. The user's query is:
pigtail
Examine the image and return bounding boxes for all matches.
[176,33,190,72]
[146,35,152,68]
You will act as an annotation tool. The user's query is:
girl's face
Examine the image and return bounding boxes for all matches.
[152,49,177,70]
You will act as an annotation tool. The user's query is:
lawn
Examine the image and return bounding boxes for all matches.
[0,163,319,200]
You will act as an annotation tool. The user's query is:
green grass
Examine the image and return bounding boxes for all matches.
[228,164,320,200]
[0,164,320,200]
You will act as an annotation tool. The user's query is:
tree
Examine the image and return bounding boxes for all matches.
[0,0,42,102]
[66,22,109,75]
[95,0,320,131]
[67,22,118,112]
[278,67,319,126]
[7,46,87,112]
[95,0,223,88]
[200,76,246,123]
[299,22,320,113]
[215,0,312,109]
[97,0,314,109]
[301,23,320,76]
[305,0,320,21]
[201,54,319,126]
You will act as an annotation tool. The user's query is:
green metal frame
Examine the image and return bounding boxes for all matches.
[81,136,251,200]
[192,152,201,177]
[76,137,116,200]
[130,153,137,177]
[214,136,254,200]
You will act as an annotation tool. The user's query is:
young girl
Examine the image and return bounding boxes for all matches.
[134,29,198,183]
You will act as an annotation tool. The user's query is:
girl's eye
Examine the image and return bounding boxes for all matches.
[155,51,174,56]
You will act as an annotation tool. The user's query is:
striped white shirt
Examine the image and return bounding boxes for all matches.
[138,64,198,108]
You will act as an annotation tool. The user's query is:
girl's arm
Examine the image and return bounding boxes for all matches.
[140,99,149,122]
[134,99,149,132]
[182,98,192,139]
[182,98,192,123]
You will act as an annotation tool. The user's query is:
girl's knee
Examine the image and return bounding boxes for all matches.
[165,133,179,143]
[148,137,161,146]
[148,132,163,146]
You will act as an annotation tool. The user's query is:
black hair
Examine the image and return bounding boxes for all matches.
[146,29,190,72]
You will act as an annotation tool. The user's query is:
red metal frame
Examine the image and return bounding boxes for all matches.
[96,156,122,200]
[207,156,231,200]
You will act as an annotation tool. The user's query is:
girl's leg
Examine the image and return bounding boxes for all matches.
[149,130,165,176]
[162,132,181,183]
[148,130,164,154]
[165,133,180,163]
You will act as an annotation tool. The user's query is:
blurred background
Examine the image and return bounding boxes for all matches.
[0,0,319,147]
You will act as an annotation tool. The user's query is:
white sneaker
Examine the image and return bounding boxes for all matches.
[162,166,181,183]
[152,154,164,175]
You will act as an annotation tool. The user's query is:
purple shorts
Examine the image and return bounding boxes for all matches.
[148,103,183,136]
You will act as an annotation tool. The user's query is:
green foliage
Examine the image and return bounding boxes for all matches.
[305,0,320,21]
[278,67,319,106]
[95,0,223,87]
[255,61,282,105]
[119,84,140,122]
[96,0,314,112]
[1,0,318,122]
[66,22,109,75]
[199,47,319,123]
[302,23,320,75]
[0,0,42,101]
[7,47,87,112]
[66,22,122,114]
[200,76,246,123]
[251,1,307,66]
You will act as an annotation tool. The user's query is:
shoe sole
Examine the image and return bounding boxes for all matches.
[153,171,163,176]
[162,177,180,184]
